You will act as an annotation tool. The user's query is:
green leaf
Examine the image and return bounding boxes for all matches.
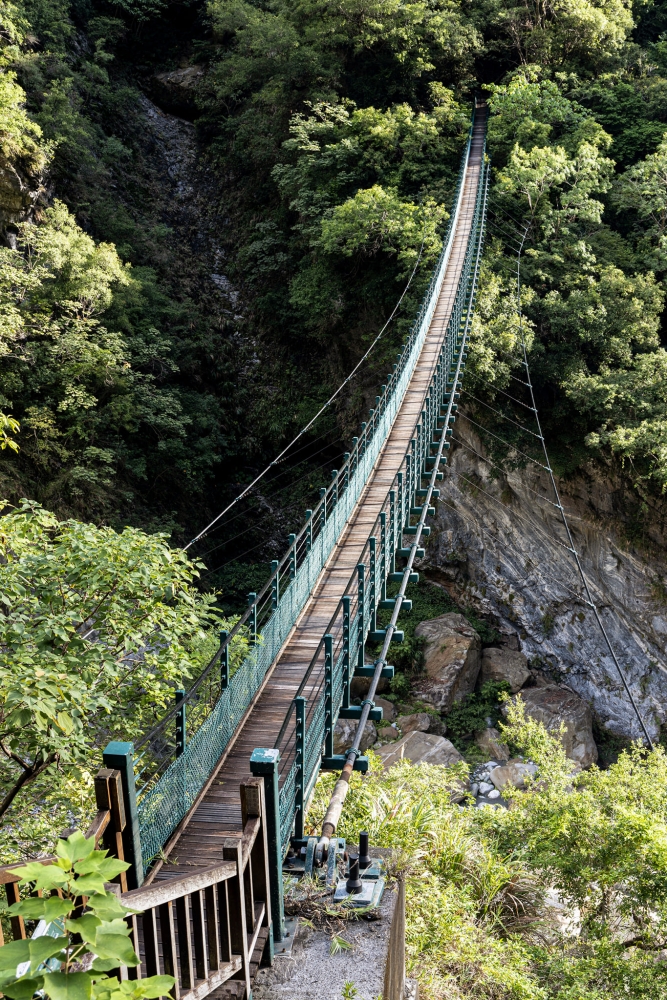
[12,897,71,924]
[56,832,96,864]
[74,859,129,880]
[93,930,138,967]
[0,939,30,972]
[137,976,175,998]
[86,895,129,921]
[2,977,44,999]
[90,959,120,973]
[29,936,68,971]
[66,915,101,944]
[73,874,107,896]
[15,863,70,892]
[42,972,93,1000]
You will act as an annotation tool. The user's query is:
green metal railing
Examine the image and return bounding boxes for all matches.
[108,104,484,883]
[271,125,489,863]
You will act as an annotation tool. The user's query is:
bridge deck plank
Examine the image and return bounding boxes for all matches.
[155,113,487,881]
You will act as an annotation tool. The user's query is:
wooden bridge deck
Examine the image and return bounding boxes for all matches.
[152,109,487,882]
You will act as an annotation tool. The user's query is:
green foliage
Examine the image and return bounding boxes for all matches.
[472,67,667,491]
[0,499,244,858]
[445,681,511,752]
[307,708,667,998]
[0,832,174,1000]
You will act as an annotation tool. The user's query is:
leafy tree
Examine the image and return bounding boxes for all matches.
[0,499,242,857]
[0,831,174,1000]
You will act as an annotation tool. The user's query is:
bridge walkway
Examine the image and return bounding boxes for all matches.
[150,107,487,884]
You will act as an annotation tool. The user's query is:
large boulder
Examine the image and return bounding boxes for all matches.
[503,686,598,767]
[333,718,377,754]
[375,696,397,722]
[480,647,531,694]
[376,731,463,769]
[411,613,481,712]
[350,674,390,698]
[396,712,431,735]
[475,727,510,761]
[489,760,538,790]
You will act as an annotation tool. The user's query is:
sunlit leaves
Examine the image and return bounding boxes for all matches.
[0,499,229,835]
[0,834,171,1000]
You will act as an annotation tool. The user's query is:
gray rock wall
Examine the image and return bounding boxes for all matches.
[424,415,667,742]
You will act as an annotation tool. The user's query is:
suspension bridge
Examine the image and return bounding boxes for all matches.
[2,101,489,997]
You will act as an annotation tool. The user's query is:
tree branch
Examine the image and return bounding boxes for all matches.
[0,751,58,820]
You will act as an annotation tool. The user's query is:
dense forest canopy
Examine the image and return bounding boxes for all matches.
[1,0,666,565]
[5,0,667,996]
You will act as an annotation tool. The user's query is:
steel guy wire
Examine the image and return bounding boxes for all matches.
[512,214,654,748]
[436,493,593,608]
[462,390,543,439]
[184,226,429,551]
[195,443,347,560]
[458,410,550,471]
[467,372,536,410]
[450,433,565,512]
[195,433,347,545]
[451,469,577,556]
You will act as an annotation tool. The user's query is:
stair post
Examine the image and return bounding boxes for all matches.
[249,748,285,943]
[102,741,143,889]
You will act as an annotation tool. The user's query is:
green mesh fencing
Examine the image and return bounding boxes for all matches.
[137,116,480,868]
[275,128,489,855]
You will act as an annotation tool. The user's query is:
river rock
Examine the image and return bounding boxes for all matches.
[376,730,464,769]
[503,686,598,767]
[475,727,510,761]
[375,696,397,722]
[350,674,390,697]
[490,760,538,790]
[480,647,531,693]
[150,65,204,115]
[396,712,431,734]
[378,723,399,742]
[412,613,481,712]
[333,718,377,754]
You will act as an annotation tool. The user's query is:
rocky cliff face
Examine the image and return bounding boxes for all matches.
[424,414,667,743]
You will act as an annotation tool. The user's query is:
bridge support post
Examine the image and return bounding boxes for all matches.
[103,741,143,889]
[220,629,229,689]
[294,697,306,840]
[324,635,334,758]
[342,596,351,710]
[320,487,327,533]
[271,560,279,611]
[305,510,312,552]
[389,490,396,576]
[248,592,257,644]
[369,537,377,634]
[356,563,365,671]
[288,533,296,581]
[250,748,285,943]
[380,512,387,604]
[175,689,186,756]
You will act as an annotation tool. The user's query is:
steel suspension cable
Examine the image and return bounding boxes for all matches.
[512,223,654,748]
[184,230,429,551]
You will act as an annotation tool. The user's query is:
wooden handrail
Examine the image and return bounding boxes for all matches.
[120,860,237,910]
